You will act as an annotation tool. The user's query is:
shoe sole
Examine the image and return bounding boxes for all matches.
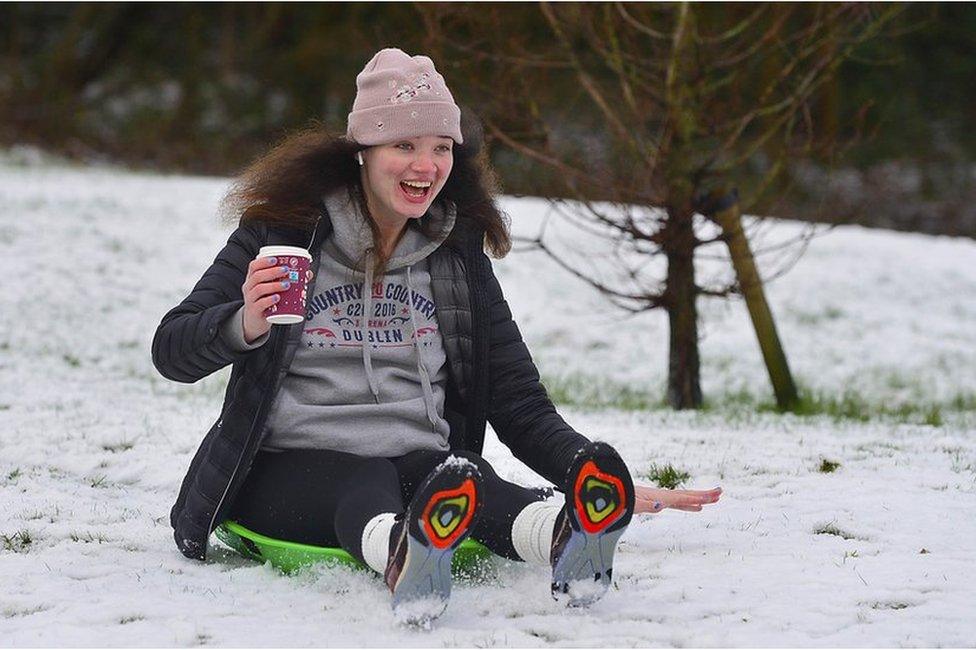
[391,458,483,627]
[552,442,634,607]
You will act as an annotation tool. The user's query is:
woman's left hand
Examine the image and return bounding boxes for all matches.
[634,484,722,514]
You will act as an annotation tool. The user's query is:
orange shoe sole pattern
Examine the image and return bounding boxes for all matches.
[387,458,483,627]
[552,443,634,607]
[421,478,478,550]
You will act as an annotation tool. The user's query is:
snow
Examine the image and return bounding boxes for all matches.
[392,595,448,631]
[1,149,975,646]
[438,455,478,472]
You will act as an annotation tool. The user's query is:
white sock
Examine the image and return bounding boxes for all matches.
[511,500,562,566]
[361,512,398,574]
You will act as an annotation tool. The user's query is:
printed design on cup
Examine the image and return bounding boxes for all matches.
[260,251,312,324]
[304,280,438,349]
[266,266,305,315]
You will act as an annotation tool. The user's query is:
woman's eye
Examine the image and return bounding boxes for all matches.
[396,143,412,151]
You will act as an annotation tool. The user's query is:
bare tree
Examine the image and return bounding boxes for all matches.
[423,2,902,409]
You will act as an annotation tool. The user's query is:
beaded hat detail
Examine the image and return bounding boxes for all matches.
[346,48,463,146]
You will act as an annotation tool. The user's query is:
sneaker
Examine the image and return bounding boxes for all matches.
[550,442,634,607]
[384,456,483,627]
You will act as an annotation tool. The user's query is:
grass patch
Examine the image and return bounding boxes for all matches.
[542,374,663,411]
[871,601,911,610]
[119,615,145,625]
[946,449,975,475]
[101,439,134,453]
[817,458,841,473]
[62,354,82,367]
[88,474,108,488]
[755,386,967,426]
[676,381,964,426]
[541,372,975,427]
[772,389,874,421]
[948,393,976,411]
[1,530,33,552]
[644,463,690,489]
[813,523,858,540]
[6,468,21,481]
[69,531,109,544]
[792,306,845,326]
[2,605,49,618]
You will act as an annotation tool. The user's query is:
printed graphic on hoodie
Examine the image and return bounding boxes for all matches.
[304,280,437,348]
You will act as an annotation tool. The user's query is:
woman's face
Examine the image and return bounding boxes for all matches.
[360,135,454,223]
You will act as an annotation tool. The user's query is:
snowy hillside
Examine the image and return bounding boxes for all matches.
[1,148,975,646]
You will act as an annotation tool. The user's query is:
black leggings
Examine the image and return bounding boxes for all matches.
[227,448,548,564]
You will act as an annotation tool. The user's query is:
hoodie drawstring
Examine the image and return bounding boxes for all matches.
[359,258,437,430]
[361,250,380,403]
[407,265,439,431]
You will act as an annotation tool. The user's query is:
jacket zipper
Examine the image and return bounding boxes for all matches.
[205,328,288,543]
[204,219,325,549]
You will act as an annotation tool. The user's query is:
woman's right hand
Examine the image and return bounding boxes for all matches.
[241,256,294,344]
[634,485,722,514]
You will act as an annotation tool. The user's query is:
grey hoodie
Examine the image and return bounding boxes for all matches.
[220,188,457,456]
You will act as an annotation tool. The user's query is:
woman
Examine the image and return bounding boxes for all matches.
[152,48,720,625]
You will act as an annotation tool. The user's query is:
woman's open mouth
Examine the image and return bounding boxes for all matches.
[399,180,432,204]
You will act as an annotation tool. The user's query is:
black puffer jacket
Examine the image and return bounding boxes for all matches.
[152,207,590,560]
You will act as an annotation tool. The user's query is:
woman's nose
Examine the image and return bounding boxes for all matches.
[410,154,436,174]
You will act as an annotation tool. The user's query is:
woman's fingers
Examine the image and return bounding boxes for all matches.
[251,277,292,299]
[636,487,720,502]
[666,494,716,508]
[245,257,314,286]
[244,262,290,293]
[245,256,279,282]
[668,487,723,498]
[244,274,292,304]
[663,488,722,505]
[633,484,722,514]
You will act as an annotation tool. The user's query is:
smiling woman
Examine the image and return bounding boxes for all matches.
[151,46,720,628]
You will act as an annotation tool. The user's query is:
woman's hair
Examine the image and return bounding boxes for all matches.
[221,115,511,275]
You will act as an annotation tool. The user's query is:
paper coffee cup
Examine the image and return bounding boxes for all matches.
[258,245,312,325]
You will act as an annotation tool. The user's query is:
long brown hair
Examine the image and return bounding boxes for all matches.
[221,115,511,275]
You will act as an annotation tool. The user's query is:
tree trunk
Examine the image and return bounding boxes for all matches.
[662,4,702,409]
[664,206,703,409]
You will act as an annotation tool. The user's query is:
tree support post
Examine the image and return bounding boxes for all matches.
[700,188,799,411]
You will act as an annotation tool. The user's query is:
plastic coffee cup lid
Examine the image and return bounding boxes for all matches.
[258,245,311,259]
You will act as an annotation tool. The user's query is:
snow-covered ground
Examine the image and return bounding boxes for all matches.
[1,148,975,647]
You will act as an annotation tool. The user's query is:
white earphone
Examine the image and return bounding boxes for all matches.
[356,151,364,166]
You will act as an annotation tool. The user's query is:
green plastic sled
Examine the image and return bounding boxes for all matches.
[215,520,494,576]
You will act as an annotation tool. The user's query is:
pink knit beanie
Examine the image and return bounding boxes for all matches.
[346,48,463,146]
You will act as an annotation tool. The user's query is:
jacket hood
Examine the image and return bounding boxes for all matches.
[323,188,456,273]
